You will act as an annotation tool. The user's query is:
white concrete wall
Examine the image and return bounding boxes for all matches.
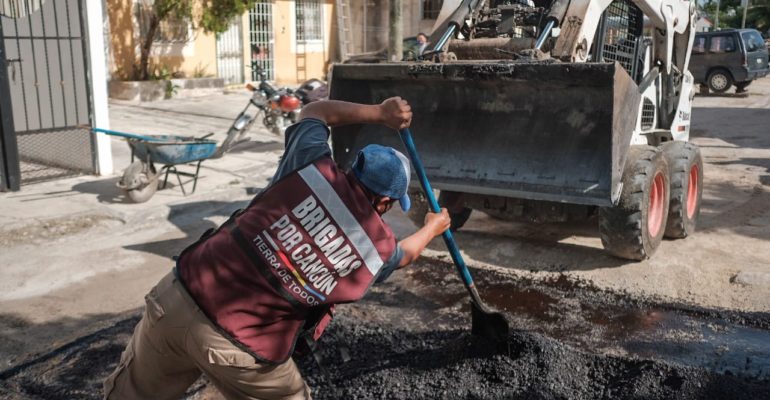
[87,0,113,176]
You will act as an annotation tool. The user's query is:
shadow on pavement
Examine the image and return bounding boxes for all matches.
[416,214,629,272]
[225,139,284,155]
[123,199,253,260]
[697,180,770,241]
[71,177,131,204]
[694,92,750,99]
[692,107,770,150]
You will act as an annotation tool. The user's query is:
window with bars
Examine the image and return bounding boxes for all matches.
[640,98,655,130]
[296,0,323,42]
[249,1,274,80]
[136,2,192,43]
[0,0,42,18]
[423,0,443,20]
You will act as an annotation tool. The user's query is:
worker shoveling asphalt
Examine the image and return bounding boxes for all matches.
[101,97,460,400]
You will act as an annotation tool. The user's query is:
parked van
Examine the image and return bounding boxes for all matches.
[690,29,769,93]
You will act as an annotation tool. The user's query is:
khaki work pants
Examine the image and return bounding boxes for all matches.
[103,270,311,400]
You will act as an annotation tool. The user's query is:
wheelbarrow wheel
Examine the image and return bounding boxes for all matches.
[126,180,158,203]
[120,161,159,203]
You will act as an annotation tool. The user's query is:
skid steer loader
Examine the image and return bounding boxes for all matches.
[329,0,703,260]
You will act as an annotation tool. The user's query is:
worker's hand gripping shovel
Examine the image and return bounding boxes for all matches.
[399,128,509,343]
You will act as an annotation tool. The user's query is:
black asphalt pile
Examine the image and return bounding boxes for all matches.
[300,315,770,400]
[2,258,769,399]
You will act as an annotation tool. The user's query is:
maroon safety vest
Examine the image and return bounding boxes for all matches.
[176,158,397,363]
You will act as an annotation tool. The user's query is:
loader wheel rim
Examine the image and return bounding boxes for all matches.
[687,164,699,219]
[648,172,666,237]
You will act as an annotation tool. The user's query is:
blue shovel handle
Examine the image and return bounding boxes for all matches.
[92,127,166,142]
[399,128,476,290]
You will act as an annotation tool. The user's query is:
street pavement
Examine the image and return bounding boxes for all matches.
[2,80,770,372]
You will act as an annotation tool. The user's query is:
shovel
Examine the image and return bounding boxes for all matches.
[399,128,510,342]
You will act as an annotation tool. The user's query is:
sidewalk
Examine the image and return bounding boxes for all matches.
[1,91,279,235]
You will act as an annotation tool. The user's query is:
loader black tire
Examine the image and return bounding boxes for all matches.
[120,161,159,203]
[661,141,703,239]
[126,181,158,203]
[448,207,472,232]
[437,191,472,232]
[599,146,670,260]
[406,189,430,227]
[406,190,472,231]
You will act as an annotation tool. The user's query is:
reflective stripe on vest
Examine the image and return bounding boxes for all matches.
[297,164,384,277]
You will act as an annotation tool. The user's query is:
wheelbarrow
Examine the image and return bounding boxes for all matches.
[94,128,220,203]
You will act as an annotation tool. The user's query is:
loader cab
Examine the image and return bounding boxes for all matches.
[591,3,647,84]
[690,29,769,93]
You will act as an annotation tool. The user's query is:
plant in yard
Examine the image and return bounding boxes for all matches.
[164,81,180,99]
[149,63,174,81]
[192,62,212,78]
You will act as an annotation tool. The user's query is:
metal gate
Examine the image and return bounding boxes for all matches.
[249,0,274,81]
[216,16,243,84]
[0,0,95,190]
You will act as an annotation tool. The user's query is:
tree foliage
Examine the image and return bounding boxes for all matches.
[200,0,257,33]
[134,0,258,80]
[747,0,770,33]
[700,0,770,33]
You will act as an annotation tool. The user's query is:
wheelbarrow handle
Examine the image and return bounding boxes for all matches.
[92,127,165,142]
[398,128,476,289]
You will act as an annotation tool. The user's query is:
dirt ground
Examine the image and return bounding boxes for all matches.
[1,78,769,398]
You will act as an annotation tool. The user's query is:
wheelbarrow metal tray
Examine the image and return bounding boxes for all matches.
[128,135,218,165]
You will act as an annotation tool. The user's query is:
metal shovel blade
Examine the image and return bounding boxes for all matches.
[471,299,510,343]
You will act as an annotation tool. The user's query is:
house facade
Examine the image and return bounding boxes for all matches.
[107,0,336,86]
[106,0,447,87]
[346,0,445,54]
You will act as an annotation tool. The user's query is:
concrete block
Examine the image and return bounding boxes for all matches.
[109,80,165,102]
[109,78,225,102]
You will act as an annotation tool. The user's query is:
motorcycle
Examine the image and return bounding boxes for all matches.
[221,57,328,153]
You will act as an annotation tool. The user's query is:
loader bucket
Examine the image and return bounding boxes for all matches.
[330,61,640,207]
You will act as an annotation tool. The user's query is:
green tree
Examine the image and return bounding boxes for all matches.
[747,0,770,33]
[700,0,742,29]
[700,0,770,31]
[136,0,257,80]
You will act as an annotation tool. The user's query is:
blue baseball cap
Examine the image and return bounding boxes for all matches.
[352,144,411,212]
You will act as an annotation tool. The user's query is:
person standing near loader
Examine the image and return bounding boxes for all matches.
[103,97,451,400]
